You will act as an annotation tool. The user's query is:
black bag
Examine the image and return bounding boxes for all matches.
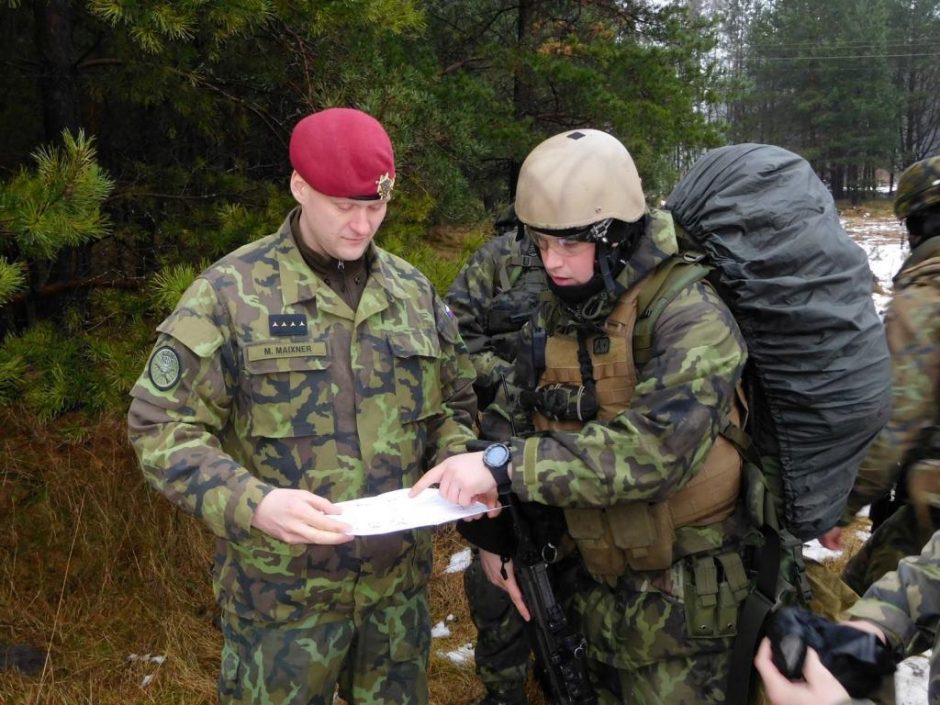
[666,143,892,540]
[768,606,895,698]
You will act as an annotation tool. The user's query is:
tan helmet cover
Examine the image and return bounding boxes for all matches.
[515,129,645,230]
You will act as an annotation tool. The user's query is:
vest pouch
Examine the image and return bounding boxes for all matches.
[685,552,748,640]
[565,508,626,579]
[608,502,675,572]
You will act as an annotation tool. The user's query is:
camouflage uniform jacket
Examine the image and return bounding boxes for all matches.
[504,209,748,571]
[128,210,477,623]
[843,236,940,520]
[847,527,940,702]
[445,230,546,399]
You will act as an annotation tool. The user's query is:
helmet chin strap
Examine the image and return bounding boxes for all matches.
[597,241,625,296]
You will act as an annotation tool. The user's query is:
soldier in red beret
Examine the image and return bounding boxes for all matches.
[128,107,478,704]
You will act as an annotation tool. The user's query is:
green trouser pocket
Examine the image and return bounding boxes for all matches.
[684,551,750,639]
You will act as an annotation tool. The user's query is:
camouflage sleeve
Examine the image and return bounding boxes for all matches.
[423,293,479,463]
[510,281,747,506]
[847,528,940,657]
[445,237,515,389]
[127,276,271,541]
[844,284,940,519]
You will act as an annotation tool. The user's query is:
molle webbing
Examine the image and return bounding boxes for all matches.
[634,253,710,368]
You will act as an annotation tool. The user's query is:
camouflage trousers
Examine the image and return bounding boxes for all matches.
[463,550,531,692]
[843,503,937,596]
[218,587,430,705]
[571,557,745,705]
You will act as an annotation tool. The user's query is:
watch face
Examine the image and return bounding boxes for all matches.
[484,444,511,468]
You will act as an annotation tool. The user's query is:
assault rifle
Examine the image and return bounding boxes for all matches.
[498,486,597,705]
[460,440,596,705]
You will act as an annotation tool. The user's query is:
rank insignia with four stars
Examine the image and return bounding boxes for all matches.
[269,314,308,337]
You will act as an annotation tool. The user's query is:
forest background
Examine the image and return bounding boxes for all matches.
[1,0,938,703]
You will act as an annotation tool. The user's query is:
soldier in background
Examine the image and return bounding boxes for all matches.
[127,108,477,705]
[820,156,940,596]
[414,129,750,705]
[445,208,547,705]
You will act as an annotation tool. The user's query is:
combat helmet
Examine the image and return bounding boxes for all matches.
[515,129,646,299]
[895,155,940,221]
[516,129,645,230]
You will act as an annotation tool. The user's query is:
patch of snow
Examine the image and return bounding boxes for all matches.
[895,653,930,705]
[803,539,842,562]
[127,653,165,664]
[431,621,452,638]
[445,547,473,574]
[439,642,475,666]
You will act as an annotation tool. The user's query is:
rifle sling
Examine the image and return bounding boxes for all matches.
[725,524,781,705]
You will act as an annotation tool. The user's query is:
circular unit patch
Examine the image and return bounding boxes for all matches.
[148,346,182,390]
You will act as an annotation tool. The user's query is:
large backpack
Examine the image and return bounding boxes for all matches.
[660,143,892,541]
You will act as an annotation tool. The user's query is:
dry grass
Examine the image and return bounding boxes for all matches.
[0,409,506,705]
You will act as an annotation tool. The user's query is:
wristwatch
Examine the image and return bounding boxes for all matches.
[482,442,513,492]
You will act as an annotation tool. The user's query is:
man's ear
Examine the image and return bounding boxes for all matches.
[289,170,306,203]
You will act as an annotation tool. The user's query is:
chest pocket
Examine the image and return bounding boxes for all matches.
[243,346,335,438]
[388,332,444,424]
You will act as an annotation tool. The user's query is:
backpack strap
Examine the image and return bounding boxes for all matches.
[633,252,711,368]
[633,254,802,705]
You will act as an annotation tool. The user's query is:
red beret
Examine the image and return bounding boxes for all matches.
[289,108,396,201]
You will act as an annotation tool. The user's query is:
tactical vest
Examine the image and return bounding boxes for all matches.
[531,272,743,578]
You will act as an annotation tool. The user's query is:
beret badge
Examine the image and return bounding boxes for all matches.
[376,172,395,200]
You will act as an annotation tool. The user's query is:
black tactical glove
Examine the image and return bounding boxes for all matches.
[767,606,895,698]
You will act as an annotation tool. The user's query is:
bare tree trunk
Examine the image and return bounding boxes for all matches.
[34,0,79,140]
[509,0,533,199]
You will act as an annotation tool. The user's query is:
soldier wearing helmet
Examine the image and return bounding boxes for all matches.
[818,155,940,597]
[445,207,546,705]
[413,129,750,704]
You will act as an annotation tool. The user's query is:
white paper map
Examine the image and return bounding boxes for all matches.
[334,487,490,536]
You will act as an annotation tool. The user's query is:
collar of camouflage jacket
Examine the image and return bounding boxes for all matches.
[895,235,940,286]
[274,209,411,307]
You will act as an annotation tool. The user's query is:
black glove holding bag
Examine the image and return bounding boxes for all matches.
[767,606,896,698]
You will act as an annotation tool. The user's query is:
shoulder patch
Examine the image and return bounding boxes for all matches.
[148,346,182,390]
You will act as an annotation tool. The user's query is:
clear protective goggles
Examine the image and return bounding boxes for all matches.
[525,218,613,256]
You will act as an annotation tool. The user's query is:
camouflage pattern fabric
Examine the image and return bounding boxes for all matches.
[847,528,940,704]
[895,156,940,220]
[496,210,750,704]
[462,551,531,696]
[843,239,940,520]
[219,586,429,705]
[841,238,940,594]
[127,209,477,701]
[445,230,546,412]
[447,229,547,700]
[843,503,936,597]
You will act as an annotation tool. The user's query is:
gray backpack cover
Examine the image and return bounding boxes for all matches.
[665,143,892,540]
